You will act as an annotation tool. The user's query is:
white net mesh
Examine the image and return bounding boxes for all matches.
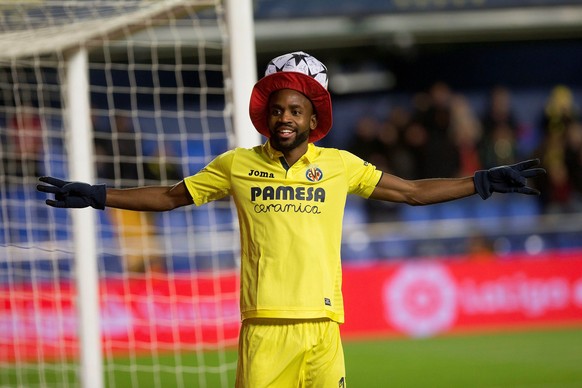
[0,1,241,387]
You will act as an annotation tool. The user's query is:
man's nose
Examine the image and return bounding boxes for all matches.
[279,110,292,122]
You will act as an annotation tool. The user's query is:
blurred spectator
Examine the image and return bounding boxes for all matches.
[449,94,483,177]
[94,114,145,187]
[479,86,520,168]
[400,119,429,180]
[375,122,408,176]
[2,104,43,180]
[535,86,582,213]
[479,121,519,169]
[464,233,495,262]
[564,121,582,205]
[416,81,452,136]
[347,115,382,162]
[366,108,416,222]
[348,115,399,222]
[481,86,519,137]
[145,146,183,184]
[412,81,460,178]
[376,106,416,179]
[540,85,579,137]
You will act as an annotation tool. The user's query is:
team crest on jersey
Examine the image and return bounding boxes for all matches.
[305,165,323,182]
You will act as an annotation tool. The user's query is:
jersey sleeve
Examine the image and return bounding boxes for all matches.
[339,150,383,198]
[183,149,235,206]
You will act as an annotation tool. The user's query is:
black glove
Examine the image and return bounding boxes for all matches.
[37,176,107,209]
[474,159,545,200]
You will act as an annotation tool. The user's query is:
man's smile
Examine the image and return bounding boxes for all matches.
[274,124,296,139]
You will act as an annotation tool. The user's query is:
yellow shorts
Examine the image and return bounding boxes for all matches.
[236,318,346,388]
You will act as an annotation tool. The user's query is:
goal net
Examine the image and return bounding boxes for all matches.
[0,1,253,387]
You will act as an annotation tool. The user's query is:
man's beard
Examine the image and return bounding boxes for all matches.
[270,127,310,152]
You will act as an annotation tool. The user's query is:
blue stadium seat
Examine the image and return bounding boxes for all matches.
[505,196,540,218]
[373,238,414,260]
[343,197,368,225]
[399,204,434,222]
[432,199,471,220]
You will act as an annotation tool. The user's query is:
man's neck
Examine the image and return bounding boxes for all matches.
[279,143,308,167]
[283,143,308,166]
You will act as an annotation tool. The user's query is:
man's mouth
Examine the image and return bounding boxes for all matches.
[276,126,295,139]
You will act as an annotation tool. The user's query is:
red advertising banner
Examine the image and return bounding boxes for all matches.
[341,250,582,338]
[0,271,240,361]
[2,252,582,362]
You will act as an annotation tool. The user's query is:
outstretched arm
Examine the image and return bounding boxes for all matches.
[370,174,475,205]
[37,177,193,211]
[370,159,545,205]
[106,181,193,211]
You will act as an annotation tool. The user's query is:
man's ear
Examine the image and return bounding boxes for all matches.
[310,114,318,130]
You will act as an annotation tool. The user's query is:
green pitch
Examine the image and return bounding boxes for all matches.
[3,327,581,387]
[344,327,582,387]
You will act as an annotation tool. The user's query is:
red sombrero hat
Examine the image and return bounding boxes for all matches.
[249,51,332,143]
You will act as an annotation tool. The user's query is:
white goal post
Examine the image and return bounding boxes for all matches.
[0,1,258,387]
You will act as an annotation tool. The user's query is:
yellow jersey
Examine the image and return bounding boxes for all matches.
[184,141,382,323]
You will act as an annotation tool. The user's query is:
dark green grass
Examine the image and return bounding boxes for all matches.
[3,327,581,387]
[344,327,582,388]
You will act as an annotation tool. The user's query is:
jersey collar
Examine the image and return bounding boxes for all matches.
[262,140,317,164]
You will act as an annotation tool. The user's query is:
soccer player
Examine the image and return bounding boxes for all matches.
[37,51,545,387]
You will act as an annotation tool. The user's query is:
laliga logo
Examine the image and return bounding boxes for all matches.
[383,263,457,337]
[306,165,323,182]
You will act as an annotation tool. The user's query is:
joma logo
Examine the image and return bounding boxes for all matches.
[248,169,275,178]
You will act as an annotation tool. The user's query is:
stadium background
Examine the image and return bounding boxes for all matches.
[1,0,582,387]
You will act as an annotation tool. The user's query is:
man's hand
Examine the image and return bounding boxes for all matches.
[37,176,107,209]
[474,159,546,200]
